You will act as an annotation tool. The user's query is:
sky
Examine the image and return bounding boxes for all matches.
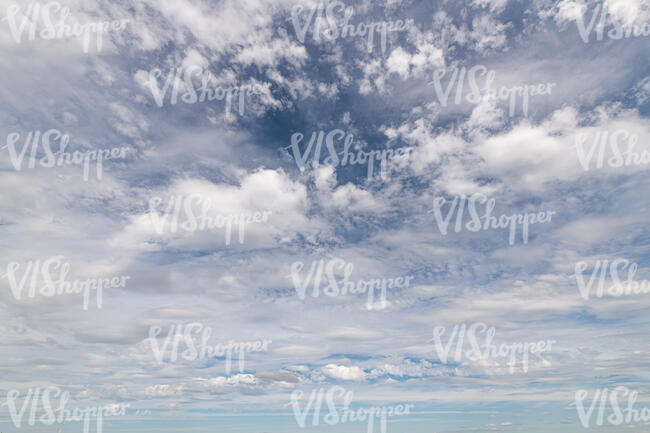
[0,0,649,432]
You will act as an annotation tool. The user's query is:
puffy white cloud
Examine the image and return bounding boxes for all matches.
[321,364,368,381]
[112,168,322,251]
[474,106,650,190]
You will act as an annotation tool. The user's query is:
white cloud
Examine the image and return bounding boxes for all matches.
[321,364,368,381]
